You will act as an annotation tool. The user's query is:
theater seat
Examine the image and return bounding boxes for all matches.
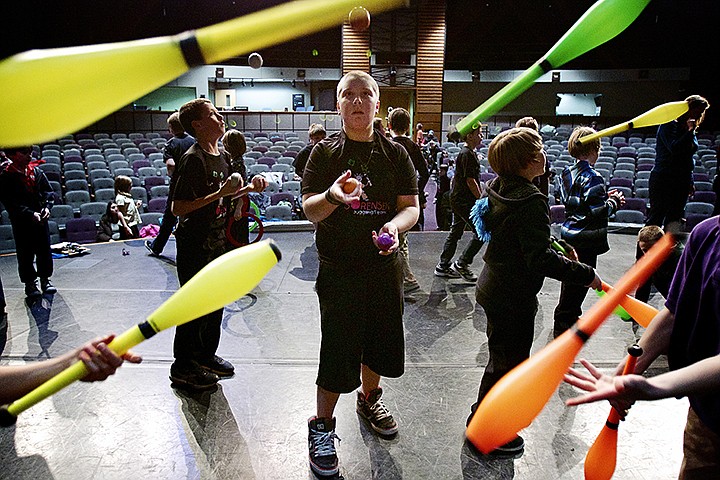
[65,217,98,244]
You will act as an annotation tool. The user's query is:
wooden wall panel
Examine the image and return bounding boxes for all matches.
[342,23,371,74]
[415,0,446,132]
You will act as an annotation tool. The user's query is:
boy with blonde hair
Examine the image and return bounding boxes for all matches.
[468,127,601,456]
[302,70,418,476]
[552,126,625,337]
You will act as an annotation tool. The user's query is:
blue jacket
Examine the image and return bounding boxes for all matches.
[559,160,619,254]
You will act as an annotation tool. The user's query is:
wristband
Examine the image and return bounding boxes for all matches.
[608,197,618,212]
[325,189,343,206]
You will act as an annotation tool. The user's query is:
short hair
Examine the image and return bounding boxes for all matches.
[515,116,539,131]
[685,94,710,125]
[222,129,246,159]
[336,70,379,99]
[460,125,480,142]
[416,123,423,130]
[167,112,185,135]
[179,98,212,137]
[638,225,664,245]
[2,146,33,157]
[114,175,132,194]
[685,94,709,110]
[488,127,543,176]
[388,107,411,134]
[308,123,326,137]
[568,126,600,158]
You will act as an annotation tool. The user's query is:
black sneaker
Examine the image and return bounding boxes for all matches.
[145,239,159,257]
[464,435,525,459]
[451,261,478,282]
[488,435,525,458]
[40,278,57,294]
[403,281,421,294]
[434,263,461,278]
[199,355,235,377]
[356,388,398,436]
[24,281,41,298]
[308,416,340,477]
[169,365,220,390]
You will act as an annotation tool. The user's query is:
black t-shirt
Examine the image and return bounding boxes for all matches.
[303,132,418,268]
[450,145,481,206]
[293,143,314,177]
[164,133,196,164]
[172,143,231,249]
[392,135,429,186]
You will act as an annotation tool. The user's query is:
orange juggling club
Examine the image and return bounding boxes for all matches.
[601,282,658,328]
[466,234,673,454]
[583,344,643,480]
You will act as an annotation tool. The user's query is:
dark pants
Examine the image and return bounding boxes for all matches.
[315,259,405,393]
[439,201,483,267]
[11,219,53,284]
[435,192,452,231]
[172,236,223,367]
[553,247,597,335]
[0,274,5,310]
[0,275,5,355]
[471,299,538,417]
[647,172,691,229]
[680,406,720,478]
[150,199,177,254]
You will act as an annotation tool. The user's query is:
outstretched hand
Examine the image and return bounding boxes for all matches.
[564,358,644,419]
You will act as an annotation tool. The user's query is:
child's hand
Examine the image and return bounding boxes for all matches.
[234,197,246,220]
[587,272,602,291]
[608,189,626,207]
[372,222,399,255]
[218,178,238,197]
[249,175,268,192]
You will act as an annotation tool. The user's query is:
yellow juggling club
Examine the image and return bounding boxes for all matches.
[0,0,407,147]
[0,239,281,427]
[466,234,673,454]
[576,101,689,145]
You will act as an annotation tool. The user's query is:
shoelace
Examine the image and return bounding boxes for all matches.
[310,430,340,456]
[368,399,392,422]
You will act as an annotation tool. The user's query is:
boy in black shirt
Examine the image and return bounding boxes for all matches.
[301,71,419,477]
[435,125,484,281]
[169,99,240,390]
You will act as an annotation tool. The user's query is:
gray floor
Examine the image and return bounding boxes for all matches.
[0,230,688,479]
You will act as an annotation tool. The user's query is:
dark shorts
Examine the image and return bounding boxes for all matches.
[315,258,405,393]
[680,406,720,479]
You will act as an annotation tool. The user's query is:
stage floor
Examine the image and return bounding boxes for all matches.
[0,231,686,479]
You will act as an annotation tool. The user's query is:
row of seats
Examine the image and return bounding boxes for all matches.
[549,200,716,231]
[0,212,165,252]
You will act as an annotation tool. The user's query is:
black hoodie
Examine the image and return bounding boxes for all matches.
[476,175,595,310]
